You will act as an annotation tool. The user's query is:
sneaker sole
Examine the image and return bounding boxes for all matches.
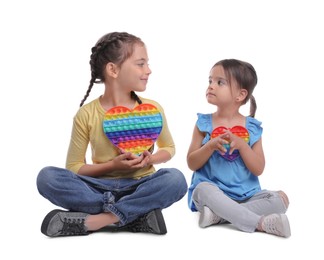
[279,214,291,238]
[152,209,167,235]
[41,209,66,237]
[199,206,221,228]
[199,206,210,228]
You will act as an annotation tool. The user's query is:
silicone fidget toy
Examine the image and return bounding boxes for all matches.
[211,126,249,161]
[103,104,163,155]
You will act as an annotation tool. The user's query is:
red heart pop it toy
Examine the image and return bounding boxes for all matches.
[211,126,249,161]
[103,104,163,155]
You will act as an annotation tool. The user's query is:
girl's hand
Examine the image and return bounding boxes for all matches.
[112,152,147,170]
[140,150,153,167]
[207,133,229,155]
[224,130,248,155]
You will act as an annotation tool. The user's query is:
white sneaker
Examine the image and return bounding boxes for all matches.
[261,214,291,238]
[199,206,222,228]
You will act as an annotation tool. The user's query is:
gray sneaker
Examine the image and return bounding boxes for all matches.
[118,209,167,235]
[41,209,89,237]
[261,213,291,238]
[199,206,222,228]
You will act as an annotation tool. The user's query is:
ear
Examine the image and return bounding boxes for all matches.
[105,62,119,78]
[236,89,248,102]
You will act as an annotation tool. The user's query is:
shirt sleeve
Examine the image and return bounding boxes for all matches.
[196,113,212,145]
[246,116,263,147]
[65,108,89,173]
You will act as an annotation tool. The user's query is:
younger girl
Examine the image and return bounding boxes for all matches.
[187,59,291,238]
[37,32,187,237]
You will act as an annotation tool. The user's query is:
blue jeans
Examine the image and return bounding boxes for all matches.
[37,166,188,226]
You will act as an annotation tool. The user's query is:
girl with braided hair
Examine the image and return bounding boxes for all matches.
[187,59,291,238]
[37,32,187,237]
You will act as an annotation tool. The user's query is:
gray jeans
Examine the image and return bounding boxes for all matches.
[192,182,289,232]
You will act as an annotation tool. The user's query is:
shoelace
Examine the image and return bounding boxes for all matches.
[121,214,153,233]
[60,218,87,235]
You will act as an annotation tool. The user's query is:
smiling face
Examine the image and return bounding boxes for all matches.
[116,43,152,93]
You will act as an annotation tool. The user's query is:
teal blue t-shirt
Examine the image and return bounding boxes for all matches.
[188,113,263,211]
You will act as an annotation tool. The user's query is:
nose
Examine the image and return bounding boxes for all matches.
[146,65,152,75]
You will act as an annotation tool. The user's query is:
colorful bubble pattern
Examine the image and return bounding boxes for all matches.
[211,126,250,161]
[103,104,163,155]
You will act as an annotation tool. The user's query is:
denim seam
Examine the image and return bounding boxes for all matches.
[103,192,126,226]
[105,204,126,226]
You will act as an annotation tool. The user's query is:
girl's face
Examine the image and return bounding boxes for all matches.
[206,65,240,107]
[116,43,152,93]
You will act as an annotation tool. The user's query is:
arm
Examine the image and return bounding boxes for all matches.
[77,152,148,177]
[66,108,148,177]
[226,131,265,176]
[187,125,228,171]
[141,149,172,167]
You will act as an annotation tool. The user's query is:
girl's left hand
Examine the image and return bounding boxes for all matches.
[224,130,248,154]
[118,149,151,169]
[140,150,153,167]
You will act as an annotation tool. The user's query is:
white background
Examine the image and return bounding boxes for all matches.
[1,0,323,259]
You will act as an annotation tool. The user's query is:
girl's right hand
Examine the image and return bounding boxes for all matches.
[112,152,147,170]
[208,134,229,155]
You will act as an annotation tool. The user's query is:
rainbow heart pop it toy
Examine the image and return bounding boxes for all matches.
[211,126,249,161]
[103,104,163,155]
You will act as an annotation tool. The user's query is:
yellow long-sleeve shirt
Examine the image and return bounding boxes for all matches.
[66,96,175,179]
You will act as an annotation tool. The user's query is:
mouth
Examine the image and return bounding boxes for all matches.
[141,79,148,85]
[206,92,216,97]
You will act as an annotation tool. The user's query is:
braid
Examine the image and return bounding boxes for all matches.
[79,32,144,107]
[131,91,142,104]
[79,42,110,107]
[89,41,110,84]
[80,78,95,107]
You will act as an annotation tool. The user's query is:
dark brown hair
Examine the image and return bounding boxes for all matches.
[213,59,258,117]
[80,32,144,107]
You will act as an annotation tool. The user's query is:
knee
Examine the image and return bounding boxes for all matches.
[169,168,188,189]
[37,166,51,186]
[192,182,205,201]
[193,182,220,204]
[278,190,290,209]
[36,166,58,192]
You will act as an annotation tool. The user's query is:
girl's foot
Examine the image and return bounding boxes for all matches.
[199,206,222,228]
[260,213,291,238]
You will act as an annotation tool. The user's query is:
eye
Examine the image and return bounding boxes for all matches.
[217,80,225,86]
[137,63,145,67]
